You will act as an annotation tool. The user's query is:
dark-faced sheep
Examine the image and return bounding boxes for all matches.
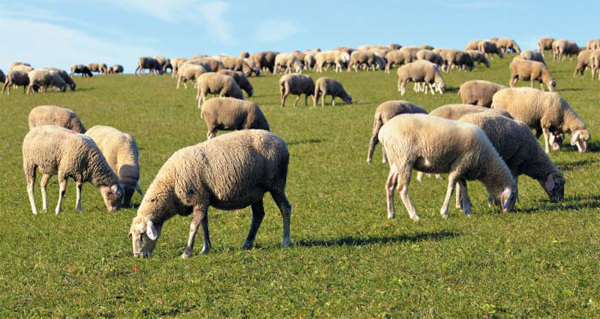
[314,77,352,107]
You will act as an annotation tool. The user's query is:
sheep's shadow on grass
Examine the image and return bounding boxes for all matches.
[518,195,600,214]
[555,159,598,171]
[74,87,95,92]
[558,88,584,92]
[295,230,460,248]
[287,138,324,146]
[444,87,459,93]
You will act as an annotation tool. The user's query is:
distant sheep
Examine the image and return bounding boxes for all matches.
[2,70,30,95]
[458,80,506,107]
[590,50,600,80]
[108,64,124,74]
[314,77,352,107]
[538,37,554,56]
[200,97,270,139]
[135,57,163,75]
[217,69,254,97]
[494,38,521,53]
[176,64,207,89]
[28,105,86,133]
[519,50,546,65]
[71,64,93,77]
[478,41,504,59]
[466,50,490,68]
[197,73,244,108]
[552,39,580,61]
[465,40,483,51]
[385,50,411,73]
[509,59,556,91]
[396,60,445,96]
[314,50,350,73]
[27,69,67,94]
[279,74,315,107]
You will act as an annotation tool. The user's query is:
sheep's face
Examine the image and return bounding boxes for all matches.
[548,81,556,91]
[571,130,590,153]
[69,83,76,91]
[550,133,564,150]
[343,94,353,104]
[100,184,123,211]
[129,216,161,258]
[542,174,565,202]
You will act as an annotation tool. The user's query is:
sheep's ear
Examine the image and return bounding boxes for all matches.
[146,220,158,240]
[570,131,581,146]
[128,232,132,238]
[111,184,122,196]
[501,188,511,210]
[545,175,555,192]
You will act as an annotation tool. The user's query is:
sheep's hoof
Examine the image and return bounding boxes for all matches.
[55,208,61,215]
[366,158,372,164]
[241,241,254,250]
[440,212,449,219]
[410,215,420,222]
[181,252,192,259]
[387,213,396,219]
[282,238,291,247]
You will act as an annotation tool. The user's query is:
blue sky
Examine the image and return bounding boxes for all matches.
[1,0,598,73]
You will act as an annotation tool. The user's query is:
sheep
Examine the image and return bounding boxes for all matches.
[552,39,580,61]
[466,50,491,68]
[396,60,445,96]
[274,53,304,74]
[239,51,250,58]
[71,64,93,77]
[12,64,34,73]
[154,56,171,73]
[200,98,270,139]
[0,69,4,83]
[303,54,316,71]
[465,39,483,51]
[430,103,513,121]
[348,50,377,72]
[108,64,124,74]
[494,38,521,53]
[249,51,279,73]
[399,46,421,61]
[10,62,31,70]
[458,112,565,203]
[378,114,517,220]
[85,125,143,207]
[128,129,291,258]
[170,57,186,77]
[87,63,101,74]
[197,73,244,108]
[314,50,350,73]
[23,125,124,215]
[28,105,86,133]
[176,64,207,89]
[572,50,593,77]
[217,69,254,97]
[519,50,546,65]
[388,43,401,50]
[313,77,352,107]
[458,80,506,107]
[586,39,600,51]
[187,57,226,72]
[39,67,76,91]
[415,50,445,68]
[366,100,428,164]
[384,50,410,73]
[538,37,555,56]
[590,50,600,81]
[478,41,504,59]
[491,87,591,153]
[509,59,556,91]
[279,74,315,107]
[441,50,474,71]
[291,50,307,62]
[219,56,253,76]
[27,69,67,94]
[419,45,434,50]
[2,70,29,95]
[244,57,261,76]
[135,57,163,75]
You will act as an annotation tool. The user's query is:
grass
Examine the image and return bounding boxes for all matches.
[1,54,600,318]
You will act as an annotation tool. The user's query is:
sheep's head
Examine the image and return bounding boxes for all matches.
[437,81,446,94]
[550,133,564,150]
[342,94,353,105]
[69,82,76,91]
[542,173,565,202]
[129,216,160,258]
[493,186,517,212]
[100,184,123,211]
[571,129,590,153]
[548,80,557,91]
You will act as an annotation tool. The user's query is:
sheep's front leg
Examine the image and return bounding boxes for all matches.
[55,175,67,214]
[321,90,327,107]
[440,172,459,218]
[75,181,83,212]
[242,199,266,250]
[397,165,419,221]
[271,190,292,247]
[40,173,51,211]
[542,127,551,153]
[428,83,436,95]
[182,205,209,258]
[26,167,38,215]
[457,179,472,215]
[385,165,399,219]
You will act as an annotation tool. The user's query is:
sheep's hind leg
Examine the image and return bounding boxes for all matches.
[440,172,459,218]
[75,181,83,212]
[385,165,399,219]
[271,190,292,247]
[457,179,472,215]
[40,173,51,211]
[55,175,67,214]
[242,199,266,250]
[182,204,209,258]
[26,166,38,215]
[397,165,419,221]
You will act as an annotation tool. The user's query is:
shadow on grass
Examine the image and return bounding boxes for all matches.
[287,138,324,146]
[518,194,600,214]
[444,87,459,93]
[559,88,585,92]
[295,230,460,248]
[555,158,598,171]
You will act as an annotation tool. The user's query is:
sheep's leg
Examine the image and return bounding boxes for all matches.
[182,204,210,258]
[542,127,551,153]
[397,165,419,221]
[55,175,67,215]
[385,165,399,219]
[457,179,472,215]
[416,171,424,182]
[75,181,83,212]
[242,199,266,250]
[304,94,308,106]
[293,95,300,107]
[440,172,459,218]
[367,121,383,163]
[331,95,335,106]
[382,146,388,164]
[281,91,288,108]
[428,83,436,95]
[321,90,327,107]
[26,166,38,215]
[400,82,406,96]
[207,127,217,139]
[271,190,292,247]
[40,173,51,211]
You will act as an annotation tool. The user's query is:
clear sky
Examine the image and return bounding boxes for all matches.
[1,0,598,73]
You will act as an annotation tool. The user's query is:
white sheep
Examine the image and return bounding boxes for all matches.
[384,50,410,73]
[552,39,580,61]
[466,50,490,68]
[71,64,93,77]
[85,125,143,208]
[538,37,555,56]
[491,88,591,153]
[28,105,86,133]
[458,80,506,107]
[590,50,600,80]
[573,50,593,77]
[313,77,352,107]
[478,41,504,60]
[39,67,76,91]
[135,57,163,75]
[27,69,67,94]
[128,129,291,258]
[465,39,483,51]
[314,50,349,72]
[587,39,600,51]
[396,60,445,96]
[279,74,315,107]
[2,70,30,95]
[200,97,270,139]
[509,59,556,91]
[217,69,254,97]
[176,64,207,89]
[23,125,123,215]
[378,114,517,220]
[196,73,244,109]
[274,53,304,74]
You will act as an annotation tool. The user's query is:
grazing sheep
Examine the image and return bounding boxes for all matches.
[0,69,4,83]
[197,73,244,108]
[249,51,279,73]
[2,70,30,95]
[128,130,291,258]
[303,54,316,71]
[219,56,253,76]
[28,105,86,133]
[40,67,76,91]
[217,69,253,97]
[71,64,93,77]
[12,64,34,73]
[379,114,517,220]
[396,60,446,96]
[492,88,591,153]
[399,46,421,61]
[430,103,513,120]
[23,125,123,215]
[87,63,101,74]
[27,69,67,94]
[494,38,521,53]
[509,59,556,91]
[466,50,491,68]
[176,64,207,89]
[458,112,565,203]
[465,39,483,51]
[519,50,546,65]
[201,98,270,139]
[439,50,473,71]
[416,49,445,68]
[478,41,504,59]
[154,56,171,73]
[313,77,352,107]
[458,80,506,107]
[108,64,124,74]
[552,39,580,61]
[590,50,600,80]
[348,50,377,72]
[366,100,428,164]
[388,43,402,50]
[291,50,307,62]
[314,50,350,72]
[170,57,186,77]
[10,62,31,70]
[274,53,304,74]
[573,50,593,77]
[385,50,410,73]
[279,74,315,107]
[586,39,600,51]
[188,57,226,73]
[135,57,163,75]
[85,125,143,207]
[538,37,555,56]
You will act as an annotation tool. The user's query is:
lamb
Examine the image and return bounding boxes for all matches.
[491,87,591,153]
[23,125,123,215]
[465,39,483,51]
[378,114,517,220]
[313,77,352,107]
[85,125,143,207]
[519,50,546,65]
[2,70,30,95]
[509,59,556,91]
[279,74,315,107]
[200,98,270,139]
[314,50,350,72]
[176,64,207,89]
[128,129,291,258]
[135,57,163,75]
[108,64,124,74]
[552,39,580,61]
[458,80,506,107]
[27,69,67,94]
[154,56,171,73]
[466,50,490,68]
[458,112,565,203]
[478,41,504,59]
[586,39,600,51]
[197,72,244,108]
[170,57,186,77]
[71,64,93,77]
[538,38,555,56]
[384,50,410,73]
[494,38,521,53]
[40,67,76,91]
[217,69,254,97]
[28,105,87,133]
[396,60,446,96]
[366,100,428,164]
[590,50,600,80]
[274,53,304,74]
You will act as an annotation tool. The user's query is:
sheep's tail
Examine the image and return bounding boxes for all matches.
[136,182,143,196]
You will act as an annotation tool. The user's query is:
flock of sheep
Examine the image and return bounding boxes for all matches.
[9,35,596,259]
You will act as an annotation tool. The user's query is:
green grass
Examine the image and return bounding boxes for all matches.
[1,54,600,318]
